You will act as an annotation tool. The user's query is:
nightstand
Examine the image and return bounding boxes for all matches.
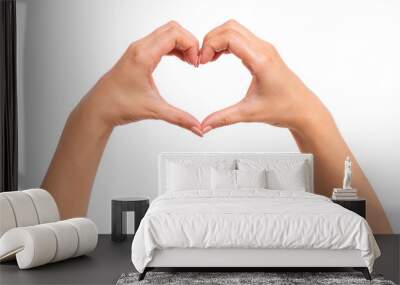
[332,198,366,218]
[111,197,150,242]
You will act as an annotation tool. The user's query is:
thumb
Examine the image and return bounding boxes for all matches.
[201,103,244,134]
[157,103,203,137]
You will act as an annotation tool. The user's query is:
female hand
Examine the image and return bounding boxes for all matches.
[42,21,203,219]
[82,21,203,136]
[200,20,329,133]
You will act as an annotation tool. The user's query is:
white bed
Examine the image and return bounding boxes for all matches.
[131,153,380,280]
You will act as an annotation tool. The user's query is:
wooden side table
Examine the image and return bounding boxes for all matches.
[332,198,366,218]
[111,197,149,242]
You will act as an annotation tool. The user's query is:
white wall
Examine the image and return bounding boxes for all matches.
[16,0,400,233]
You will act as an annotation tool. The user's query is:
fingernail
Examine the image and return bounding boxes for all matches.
[191,126,203,137]
[202,126,212,134]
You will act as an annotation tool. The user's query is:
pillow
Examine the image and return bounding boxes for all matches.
[236,169,268,189]
[211,168,236,190]
[237,159,308,191]
[266,167,306,191]
[211,169,268,190]
[167,162,211,191]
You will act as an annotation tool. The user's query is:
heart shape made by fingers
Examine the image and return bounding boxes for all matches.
[154,54,250,133]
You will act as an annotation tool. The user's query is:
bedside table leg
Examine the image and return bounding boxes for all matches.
[112,202,126,242]
[134,203,149,235]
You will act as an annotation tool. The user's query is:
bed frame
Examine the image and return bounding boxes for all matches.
[139,152,372,281]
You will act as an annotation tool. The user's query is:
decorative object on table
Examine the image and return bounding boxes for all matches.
[332,156,359,200]
[112,197,149,242]
[0,189,98,269]
[116,271,394,285]
[332,198,366,218]
[343,156,352,189]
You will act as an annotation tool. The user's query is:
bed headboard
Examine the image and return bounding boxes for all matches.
[158,152,314,195]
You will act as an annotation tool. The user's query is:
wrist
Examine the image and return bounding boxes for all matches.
[290,90,335,136]
[79,73,120,129]
[290,100,342,150]
[71,83,115,140]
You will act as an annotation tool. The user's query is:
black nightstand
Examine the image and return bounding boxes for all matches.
[332,198,366,218]
[111,197,150,242]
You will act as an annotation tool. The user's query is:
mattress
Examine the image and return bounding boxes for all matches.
[131,189,380,273]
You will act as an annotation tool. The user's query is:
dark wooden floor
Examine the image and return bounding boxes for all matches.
[0,235,398,284]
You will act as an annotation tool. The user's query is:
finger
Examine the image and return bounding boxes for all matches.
[157,103,203,137]
[167,49,185,62]
[200,28,256,71]
[202,20,253,50]
[201,103,244,133]
[147,21,199,67]
[210,50,230,62]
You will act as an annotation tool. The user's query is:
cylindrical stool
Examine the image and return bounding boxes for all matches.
[111,197,149,242]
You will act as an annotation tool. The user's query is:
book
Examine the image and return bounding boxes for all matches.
[333,192,358,197]
[333,188,358,193]
[332,195,360,200]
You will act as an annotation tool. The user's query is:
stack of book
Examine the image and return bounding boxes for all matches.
[332,188,358,200]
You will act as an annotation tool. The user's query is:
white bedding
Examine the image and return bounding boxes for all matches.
[131,190,380,273]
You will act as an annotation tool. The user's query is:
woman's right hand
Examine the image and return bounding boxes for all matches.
[200,20,331,134]
[79,21,203,136]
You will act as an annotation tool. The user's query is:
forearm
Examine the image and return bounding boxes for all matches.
[41,89,113,219]
[290,110,393,233]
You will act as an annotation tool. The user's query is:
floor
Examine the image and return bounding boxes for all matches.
[0,235,398,285]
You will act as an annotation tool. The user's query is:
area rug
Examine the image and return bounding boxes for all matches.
[116,271,396,285]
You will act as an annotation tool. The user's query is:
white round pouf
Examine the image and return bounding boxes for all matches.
[0,195,17,237]
[65,218,98,257]
[0,226,57,269]
[0,189,98,269]
[23,189,60,224]
[1,192,39,227]
[43,221,79,262]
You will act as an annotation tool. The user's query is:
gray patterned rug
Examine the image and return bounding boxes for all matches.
[116,272,396,285]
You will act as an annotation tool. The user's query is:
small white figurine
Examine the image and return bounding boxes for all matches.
[342,156,352,189]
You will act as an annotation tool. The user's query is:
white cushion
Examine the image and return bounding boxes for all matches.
[211,168,237,190]
[237,159,308,191]
[0,218,97,269]
[0,192,39,227]
[23,189,60,224]
[266,168,307,191]
[236,169,268,189]
[0,226,57,269]
[211,169,268,190]
[167,162,212,191]
[65,218,98,257]
[0,196,17,237]
[42,221,78,262]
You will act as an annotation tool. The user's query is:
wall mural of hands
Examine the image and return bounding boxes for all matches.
[86,20,328,137]
[199,20,328,133]
[84,21,203,136]
[42,20,392,233]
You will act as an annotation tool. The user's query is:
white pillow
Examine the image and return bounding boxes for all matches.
[266,167,306,191]
[211,169,268,190]
[236,169,268,189]
[211,168,236,190]
[167,162,211,191]
[237,159,308,191]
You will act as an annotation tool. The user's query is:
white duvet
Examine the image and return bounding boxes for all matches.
[131,189,380,273]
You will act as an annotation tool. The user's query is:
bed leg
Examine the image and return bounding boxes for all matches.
[138,268,148,281]
[354,267,371,280]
